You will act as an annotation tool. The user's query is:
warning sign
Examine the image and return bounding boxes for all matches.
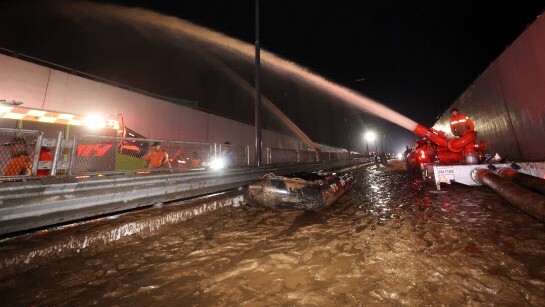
[437,167,455,183]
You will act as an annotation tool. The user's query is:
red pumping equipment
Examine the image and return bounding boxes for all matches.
[411,124,487,164]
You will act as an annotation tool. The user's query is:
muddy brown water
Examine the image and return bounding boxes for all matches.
[1,162,544,306]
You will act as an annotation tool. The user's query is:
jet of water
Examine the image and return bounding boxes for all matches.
[64,2,420,133]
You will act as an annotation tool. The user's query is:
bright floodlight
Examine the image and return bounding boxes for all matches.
[210,158,225,170]
[365,131,376,142]
[84,115,106,129]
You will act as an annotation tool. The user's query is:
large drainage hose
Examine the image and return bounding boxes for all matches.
[473,169,545,222]
[495,167,545,196]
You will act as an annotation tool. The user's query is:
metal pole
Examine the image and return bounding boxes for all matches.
[50,131,64,176]
[30,133,43,177]
[344,115,351,159]
[254,0,262,166]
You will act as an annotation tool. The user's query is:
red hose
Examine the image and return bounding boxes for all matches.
[447,131,477,152]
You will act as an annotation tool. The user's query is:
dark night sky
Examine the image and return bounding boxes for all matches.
[2,1,545,153]
[94,0,545,152]
[94,0,544,125]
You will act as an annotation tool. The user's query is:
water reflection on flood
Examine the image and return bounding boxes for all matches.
[1,162,545,305]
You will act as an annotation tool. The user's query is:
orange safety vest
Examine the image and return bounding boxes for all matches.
[3,153,33,176]
[172,152,189,169]
[450,113,474,136]
[145,150,169,168]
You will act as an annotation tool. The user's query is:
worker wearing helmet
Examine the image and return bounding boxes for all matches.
[449,108,474,137]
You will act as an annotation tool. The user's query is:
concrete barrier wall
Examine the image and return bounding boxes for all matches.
[0,53,316,152]
[433,15,545,161]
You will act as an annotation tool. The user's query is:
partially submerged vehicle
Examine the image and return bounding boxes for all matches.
[246,171,355,211]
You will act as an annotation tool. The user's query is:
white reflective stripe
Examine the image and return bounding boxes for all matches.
[458,119,467,123]
[451,120,458,124]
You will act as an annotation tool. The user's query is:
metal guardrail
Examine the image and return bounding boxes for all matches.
[0,127,366,235]
[0,160,362,235]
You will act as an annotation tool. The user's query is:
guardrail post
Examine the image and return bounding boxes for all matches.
[50,131,64,176]
[246,145,250,165]
[30,132,44,177]
[266,147,271,165]
[210,144,215,163]
[296,150,300,163]
[68,135,78,176]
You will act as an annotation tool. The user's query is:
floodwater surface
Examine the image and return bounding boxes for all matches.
[1,162,545,305]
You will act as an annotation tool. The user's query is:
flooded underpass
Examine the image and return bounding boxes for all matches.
[1,161,545,306]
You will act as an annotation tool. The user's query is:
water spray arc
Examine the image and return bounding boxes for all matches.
[202,55,320,153]
[75,4,419,134]
[64,3,463,153]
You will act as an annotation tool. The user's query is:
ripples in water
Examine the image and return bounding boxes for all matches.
[1,162,544,305]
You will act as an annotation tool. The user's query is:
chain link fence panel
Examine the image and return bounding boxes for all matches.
[350,153,366,159]
[330,152,341,161]
[268,148,298,164]
[0,128,43,179]
[0,130,358,178]
[218,143,248,166]
[71,135,213,175]
[318,151,331,162]
[298,150,317,163]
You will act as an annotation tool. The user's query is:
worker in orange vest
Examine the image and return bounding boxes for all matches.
[3,137,33,176]
[172,150,189,170]
[144,142,171,169]
[449,108,474,137]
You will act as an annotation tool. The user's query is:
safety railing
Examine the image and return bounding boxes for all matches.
[217,143,250,166]
[299,150,318,163]
[70,134,214,175]
[350,153,367,159]
[0,128,43,180]
[266,148,299,164]
[318,151,331,162]
[265,147,353,165]
[0,127,358,180]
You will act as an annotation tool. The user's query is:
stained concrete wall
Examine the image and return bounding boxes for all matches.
[0,53,332,154]
[433,14,545,162]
